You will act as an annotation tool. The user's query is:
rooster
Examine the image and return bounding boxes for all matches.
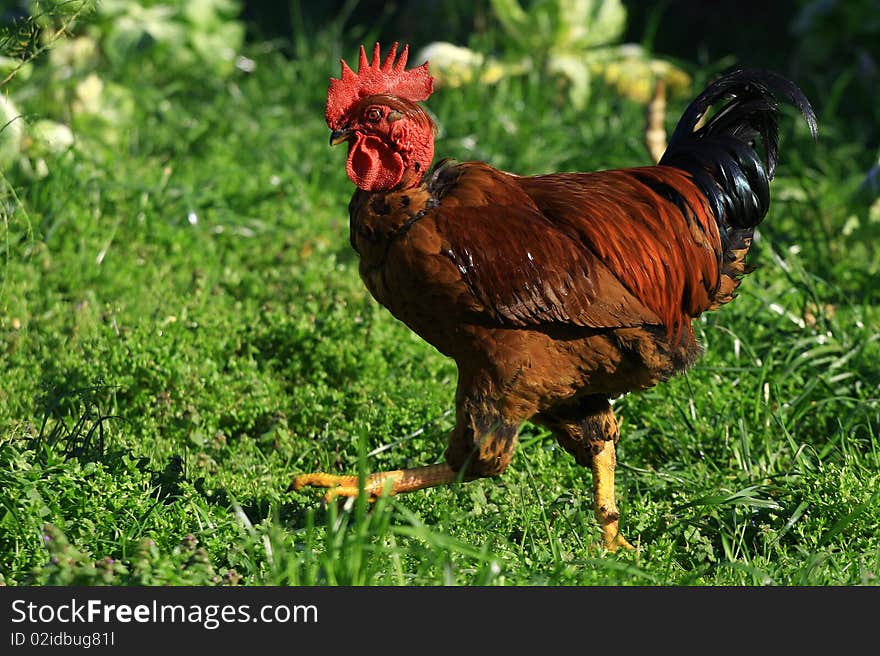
[293,43,817,551]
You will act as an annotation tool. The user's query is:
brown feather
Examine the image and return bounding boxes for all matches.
[298,64,816,551]
[515,166,723,341]
[347,158,713,413]
[342,157,744,499]
[352,160,727,347]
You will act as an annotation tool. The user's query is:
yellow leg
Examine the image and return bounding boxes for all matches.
[292,463,460,501]
[591,439,635,552]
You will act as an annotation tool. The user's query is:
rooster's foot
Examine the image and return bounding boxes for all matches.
[291,463,459,501]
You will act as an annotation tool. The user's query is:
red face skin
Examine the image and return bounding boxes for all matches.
[333,95,435,192]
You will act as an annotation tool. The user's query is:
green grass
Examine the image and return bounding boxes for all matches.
[1,32,878,586]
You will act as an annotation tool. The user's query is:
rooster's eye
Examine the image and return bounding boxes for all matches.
[366,108,382,122]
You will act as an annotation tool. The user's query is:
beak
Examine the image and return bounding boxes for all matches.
[329,128,354,146]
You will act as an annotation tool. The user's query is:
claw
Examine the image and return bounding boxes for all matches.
[292,463,460,499]
[603,529,636,553]
[291,474,382,501]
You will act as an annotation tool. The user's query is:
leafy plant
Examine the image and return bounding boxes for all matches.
[417,0,691,108]
[0,2,84,176]
[88,0,245,76]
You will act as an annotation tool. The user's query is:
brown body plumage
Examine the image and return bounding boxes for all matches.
[295,44,817,550]
[349,160,710,475]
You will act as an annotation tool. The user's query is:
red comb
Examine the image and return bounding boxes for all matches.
[325,42,434,128]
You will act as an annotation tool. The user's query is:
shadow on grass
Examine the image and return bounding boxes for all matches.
[31,381,124,463]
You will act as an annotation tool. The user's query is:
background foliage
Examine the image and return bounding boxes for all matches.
[0,0,877,585]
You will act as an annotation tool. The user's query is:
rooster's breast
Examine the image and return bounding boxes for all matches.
[349,190,481,357]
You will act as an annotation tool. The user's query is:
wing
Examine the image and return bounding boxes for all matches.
[428,161,723,336]
[428,162,662,330]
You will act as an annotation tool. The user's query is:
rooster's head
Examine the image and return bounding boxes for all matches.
[325,42,436,191]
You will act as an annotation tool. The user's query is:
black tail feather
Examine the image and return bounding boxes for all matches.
[660,68,817,230]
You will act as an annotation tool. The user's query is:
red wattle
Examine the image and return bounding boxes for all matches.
[346,134,404,191]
